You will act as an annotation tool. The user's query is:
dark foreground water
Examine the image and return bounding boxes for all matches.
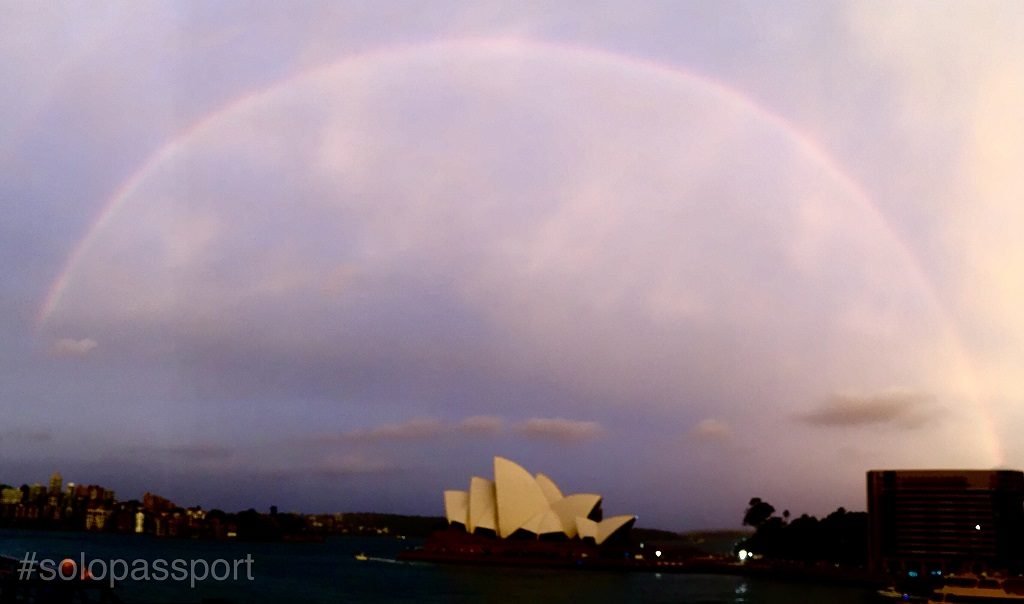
[1,529,875,603]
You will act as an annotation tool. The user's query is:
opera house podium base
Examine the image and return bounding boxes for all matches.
[398,527,634,569]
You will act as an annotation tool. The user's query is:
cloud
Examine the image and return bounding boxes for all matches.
[126,445,399,479]
[312,453,400,476]
[515,418,605,443]
[0,429,52,443]
[690,418,732,442]
[118,443,240,474]
[338,418,446,443]
[457,415,504,435]
[312,415,509,445]
[139,443,234,460]
[797,390,935,429]
[315,415,605,446]
[52,337,98,357]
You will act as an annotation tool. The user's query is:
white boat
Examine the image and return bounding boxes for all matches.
[877,586,928,602]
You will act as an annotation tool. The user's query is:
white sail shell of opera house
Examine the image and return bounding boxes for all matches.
[444,490,469,527]
[467,476,497,534]
[494,456,551,538]
[576,516,598,541]
[535,473,564,505]
[441,456,636,545]
[521,508,564,536]
[597,515,637,545]
[550,494,602,538]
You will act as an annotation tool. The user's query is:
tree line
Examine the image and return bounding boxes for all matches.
[738,497,868,565]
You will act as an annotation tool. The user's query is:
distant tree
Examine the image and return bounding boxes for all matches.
[742,498,776,528]
[785,514,821,561]
[820,508,868,565]
[236,508,278,541]
[737,498,868,566]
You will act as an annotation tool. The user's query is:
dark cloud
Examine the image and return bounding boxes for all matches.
[798,390,935,429]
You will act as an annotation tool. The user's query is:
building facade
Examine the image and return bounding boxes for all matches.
[867,470,1024,574]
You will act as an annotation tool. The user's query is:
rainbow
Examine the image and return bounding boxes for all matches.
[32,37,1001,464]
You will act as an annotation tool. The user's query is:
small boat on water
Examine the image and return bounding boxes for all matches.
[876,586,928,602]
[354,553,369,562]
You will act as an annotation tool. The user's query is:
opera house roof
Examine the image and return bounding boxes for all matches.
[443,456,636,545]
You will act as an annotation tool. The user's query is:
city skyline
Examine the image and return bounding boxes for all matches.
[3,2,1024,530]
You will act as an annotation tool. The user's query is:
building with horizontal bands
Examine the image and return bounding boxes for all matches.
[867,470,1024,574]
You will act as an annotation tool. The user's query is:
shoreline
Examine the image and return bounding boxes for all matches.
[398,550,883,588]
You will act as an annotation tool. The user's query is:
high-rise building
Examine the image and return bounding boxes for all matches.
[28,483,46,503]
[867,470,1024,574]
[49,472,62,495]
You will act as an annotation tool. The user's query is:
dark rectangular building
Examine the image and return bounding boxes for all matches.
[867,470,1024,574]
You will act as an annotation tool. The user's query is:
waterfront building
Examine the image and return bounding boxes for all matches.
[1,487,22,505]
[49,472,62,495]
[85,507,112,531]
[47,472,63,508]
[28,484,45,504]
[143,492,176,513]
[867,469,1024,574]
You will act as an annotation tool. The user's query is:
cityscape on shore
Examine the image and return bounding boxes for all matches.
[5,466,1024,587]
[0,471,441,541]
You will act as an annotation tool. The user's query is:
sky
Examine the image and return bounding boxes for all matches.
[2,1,1024,531]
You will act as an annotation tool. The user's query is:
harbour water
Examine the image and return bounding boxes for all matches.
[1,529,875,603]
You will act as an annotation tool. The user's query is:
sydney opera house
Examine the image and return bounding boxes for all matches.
[443,456,636,544]
[401,457,638,567]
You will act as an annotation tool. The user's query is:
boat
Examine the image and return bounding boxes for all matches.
[354,552,369,562]
[876,586,928,602]
[929,575,1024,603]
